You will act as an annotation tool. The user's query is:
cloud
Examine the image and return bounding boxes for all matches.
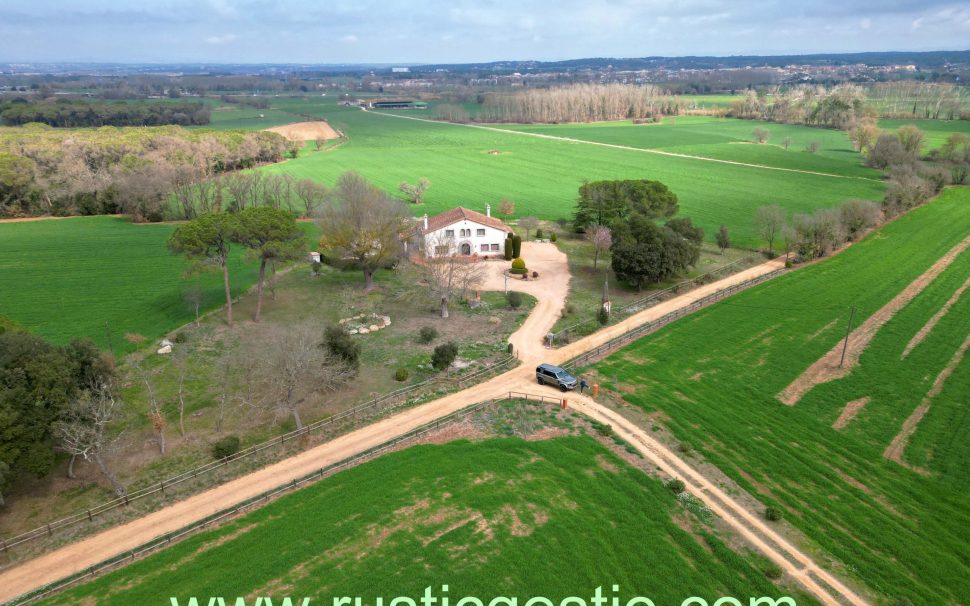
[340,34,359,43]
[204,33,238,44]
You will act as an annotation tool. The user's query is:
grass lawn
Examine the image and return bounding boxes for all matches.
[39,436,816,606]
[877,118,970,151]
[260,105,885,247]
[589,187,970,605]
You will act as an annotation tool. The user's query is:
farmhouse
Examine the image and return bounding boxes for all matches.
[417,206,512,258]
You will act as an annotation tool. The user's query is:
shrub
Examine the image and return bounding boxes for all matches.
[565,301,576,315]
[550,232,557,242]
[556,217,569,228]
[506,291,523,309]
[512,234,522,257]
[394,367,410,382]
[324,325,360,370]
[784,259,793,269]
[510,257,527,275]
[677,442,692,454]
[504,237,513,260]
[666,479,686,494]
[507,342,514,354]
[805,140,820,154]
[212,435,241,460]
[418,325,439,344]
[535,228,544,239]
[310,261,322,275]
[597,306,610,325]
[431,341,458,371]
[173,332,187,344]
[592,421,613,436]
[764,506,783,521]
[764,564,784,580]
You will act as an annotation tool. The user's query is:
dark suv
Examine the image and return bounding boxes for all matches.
[536,363,578,392]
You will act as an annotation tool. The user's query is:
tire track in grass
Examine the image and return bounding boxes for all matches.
[366,109,882,182]
[900,275,970,359]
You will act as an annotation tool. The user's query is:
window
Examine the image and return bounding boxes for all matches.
[459,228,471,237]
[477,228,486,236]
[445,229,454,238]
[480,244,490,252]
[435,245,449,255]
[490,243,500,251]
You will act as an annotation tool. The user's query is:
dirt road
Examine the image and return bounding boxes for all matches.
[0,256,800,604]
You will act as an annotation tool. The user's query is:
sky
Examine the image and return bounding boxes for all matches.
[1,0,968,64]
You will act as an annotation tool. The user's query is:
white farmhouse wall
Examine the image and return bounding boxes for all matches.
[424,219,508,258]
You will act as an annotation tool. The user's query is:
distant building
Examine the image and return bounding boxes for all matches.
[391,67,410,73]
[415,206,512,258]
[366,99,428,109]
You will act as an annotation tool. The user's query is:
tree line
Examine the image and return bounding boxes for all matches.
[474,84,685,123]
[0,125,299,220]
[0,99,211,128]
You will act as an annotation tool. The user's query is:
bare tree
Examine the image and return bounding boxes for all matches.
[136,363,167,454]
[399,177,431,204]
[256,324,355,430]
[294,178,328,217]
[781,136,792,151]
[183,285,204,326]
[755,205,786,254]
[519,216,539,239]
[53,384,126,497]
[585,225,612,270]
[499,198,515,217]
[318,171,411,289]
[171,348,191,438]
[411,236,487,318]
[752,127,770,144]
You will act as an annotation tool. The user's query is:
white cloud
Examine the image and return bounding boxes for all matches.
[207,0,238,19]
[341,34,358,43]
[204,33,237,44]
[860,17,871,29]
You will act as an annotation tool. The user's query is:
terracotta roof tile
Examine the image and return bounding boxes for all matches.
[419,207,512,235]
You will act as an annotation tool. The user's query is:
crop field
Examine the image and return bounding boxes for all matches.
[0,217,313,353]
[261,104,885,246]
[590,187,970,605]
[877,118,970,151]
[40,436,815,606]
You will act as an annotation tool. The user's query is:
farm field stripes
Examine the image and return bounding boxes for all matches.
[35,437,818,606]
[369,110,880,181]
[590,187,970,605]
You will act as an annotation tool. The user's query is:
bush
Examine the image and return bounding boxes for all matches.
[597,306,610,325]
[666,479,686,494]
[512,234,522,258]
[417,325,439,344]
[507,291,523,309]
[212,435,241,460]
[764,564,784,580]
[510,257,527,275]
[504,237,513,261]
[764,506,783,521]
[324,325,360,370]
[394,367,410,382]
[173,332,187,344]
[565,301,576,315]
[677,442,692,454]
[556,217,569,228]
[550,232,557,242]
[784,259,793,269]
[507,342,514,354]
[535,228,544,239]
[431,341,458,371]
[310,261,322,275]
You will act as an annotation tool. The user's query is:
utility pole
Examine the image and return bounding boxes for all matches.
[839,306,856,368]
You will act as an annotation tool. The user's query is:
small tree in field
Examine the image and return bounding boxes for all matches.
[519,216,539,239]
[235,206,306,322]
[399,177,431,204]
[499,198,515,217]
[716,225,730,254]
[753,127,770,144]
[53,383,126,497]
[183,285,204,326]
[755,205,786,254]
[168,213,239,325]
[431,342,458,371]
[781,136,792,151]
[585,225,612,270]
[805,140,820,154]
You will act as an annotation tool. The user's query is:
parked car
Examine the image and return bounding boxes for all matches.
[536,363,578,392]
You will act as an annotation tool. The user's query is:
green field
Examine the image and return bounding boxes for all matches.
[878,118,970,151]
[40,436,815,606]
[0,217,312,353]
[590,187,970,605]
[261,104,885,246]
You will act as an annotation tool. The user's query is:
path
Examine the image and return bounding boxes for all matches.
[365,109,880,182]
[1,256,851,606]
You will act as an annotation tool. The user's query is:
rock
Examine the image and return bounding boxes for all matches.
[369,324,380,331]
[157,345,172,355]
[358,328,369,334]
[160,338,173,348]
[349,329,359,335]
[382,316,391,325]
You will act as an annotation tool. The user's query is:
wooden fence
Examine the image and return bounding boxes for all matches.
[0,355,516,560]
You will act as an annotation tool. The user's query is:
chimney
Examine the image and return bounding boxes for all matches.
[423,213,428,230]
[486,204,491,217]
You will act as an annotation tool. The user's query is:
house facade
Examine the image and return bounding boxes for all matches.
[417,205,512,258]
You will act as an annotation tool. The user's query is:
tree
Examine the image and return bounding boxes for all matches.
[183,285,204,326]
[499,198,515,217]
[585,225,613,270]
[411,238,486,318]
[850,119,880,154]
[512,234,522,258]
[399,177,431,204]
[755,205,786,254]
[519,216,539,239]
[318,172,410,289]
[867,134,911,169]
[53,383,126,497]
[611,215,701,290]
[431,342,459,371]
[168,213,239,325]
[258,324,354,431]
[293,179,328,217]
[752,127,769,144]
[506,291,523,309]
[839,199,882,240]
[324,325,361,370]
[896,125,925,159]
[805,141,820,154]
[781,136,792,151]
[574,179,679,232]
[504,237,513,261]
[235,207,306,322]
[716,225,730,253]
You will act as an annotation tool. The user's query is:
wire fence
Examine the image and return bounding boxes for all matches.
[0,354,516,561]
[563,266,786,371]
[7,393,536,606]
[551,255,762,344]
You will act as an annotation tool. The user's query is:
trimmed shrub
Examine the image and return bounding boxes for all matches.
[764,506,783,521]
[507,291,523,309]
[394,367,410,382]
[597,306,610,325]
[507,342,514,354]
[324,325,360,370]
[504,237,513,260]
[550,232,557,242]
[535,228,544,239]
[666,479,686,494]
[212,435,241,460]
[510,257,527,275]
[431,341,458,371]
[512,234,522,258]
[418,325,439,344]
